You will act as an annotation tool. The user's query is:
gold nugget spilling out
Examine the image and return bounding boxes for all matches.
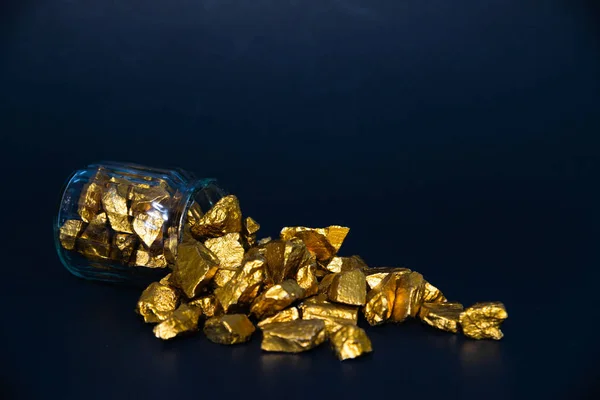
[128,193,508,361]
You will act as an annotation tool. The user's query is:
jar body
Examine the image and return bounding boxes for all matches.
[55,162,225,285]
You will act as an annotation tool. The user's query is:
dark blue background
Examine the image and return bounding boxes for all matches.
[1,1,598,399]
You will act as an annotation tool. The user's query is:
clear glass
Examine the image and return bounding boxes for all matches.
[54,162,225,285]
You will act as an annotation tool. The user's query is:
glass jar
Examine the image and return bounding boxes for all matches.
[55,162,225,285]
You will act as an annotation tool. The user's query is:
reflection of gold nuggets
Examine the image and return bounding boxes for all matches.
[460,302,507,340]
[153,303,202,340]
[330,325,372,361]
[191,195,242,238]
[136,282,180,323]
[419,302,463,333]
[250,280,304,319]
[102,185,133,233]
[77,213,111,259]
[257,307,300,328]
[327,268,367,306]
[130,186,171,216]
[186,202,204,227]
[133,210,165,248]
[171,240,220,298]
[203,314,255,345]
[204,233,245,270]
[59,220,85,250]
[261,319,327,353]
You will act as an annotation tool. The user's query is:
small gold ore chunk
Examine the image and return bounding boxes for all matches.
[191,195,242,238]
[250,280,304,319]
[418,302,463,333]
[153,303,202,340]
[257,307,300,328]
[330,325,372,361]
[459,302,508,340]
[171,240,219,298]
[136,282,180,323]
[203,314,255,345]
[327,268,367,306]
[261,319,327,353]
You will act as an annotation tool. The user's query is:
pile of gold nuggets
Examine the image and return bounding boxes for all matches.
[131,195,507,361]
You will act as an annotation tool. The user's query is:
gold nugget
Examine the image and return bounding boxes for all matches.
[263,239,312,285]
[102,185,133,233]
[153,303,202,340]
[189,294,221,317]
[459,302,507,340]
[130,185,171,216]
[204,233,245,270]
[280,225,349,261]
[261,319,327,353]
[203,314,255,345]
[136,282,180,323]
[171,240,220,298]
[250,280,304,319]
[419,302,463,333]
[132,210,165,248]
[363,273,398,326]
[423,281,447,303]
[59,219,85,250]
[191,195,242,238]
[242,216,260,247]
[163,227,179,264]
[77,212,111,259]
[300,300,358,334]
[257,307,300,328]
[365,267,411,290]
[78,180,105,223]
[295,262,319,298]
[327,268,367,306]
[112,233,137,262]
[212,269,238,288]
[325,256,368,273]
[330,325,372,361]
[391,271,425,322]
[214,253,265,313]
[133,247,168,268]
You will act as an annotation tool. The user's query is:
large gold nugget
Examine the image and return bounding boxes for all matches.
[264,239,312,285]
[214,253,265,313]
[325,256,368,274]
[153,303,202,340]
[133,247,168,268]
[330,325,373,361]
[171,240,220,298]
[261,319,327,353]
[327,268,367,306]
[250,280,305,319]
[133,210,165,248]
[204,233,245,270]
[77,213,111,259]
[136,282,180,323]
[78,179,105,223]
[203,314,256,345]
[459,302,508,340]
[295,262,318,298]
[300,301,358,334]
[59,219,85,250]
[191,195,242,238]
[363,273,398,326]
[257,307,300,328]
[364,267,411,290]
[390,271,425,322]
[189,294,221,318]
[102,185,133,233]
[419,302,463,333]
[423,281,447,303]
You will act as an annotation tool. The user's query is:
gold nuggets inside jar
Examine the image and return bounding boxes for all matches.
[55,162,225,284]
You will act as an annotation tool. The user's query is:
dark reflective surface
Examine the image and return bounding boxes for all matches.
[1,1,598,399]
